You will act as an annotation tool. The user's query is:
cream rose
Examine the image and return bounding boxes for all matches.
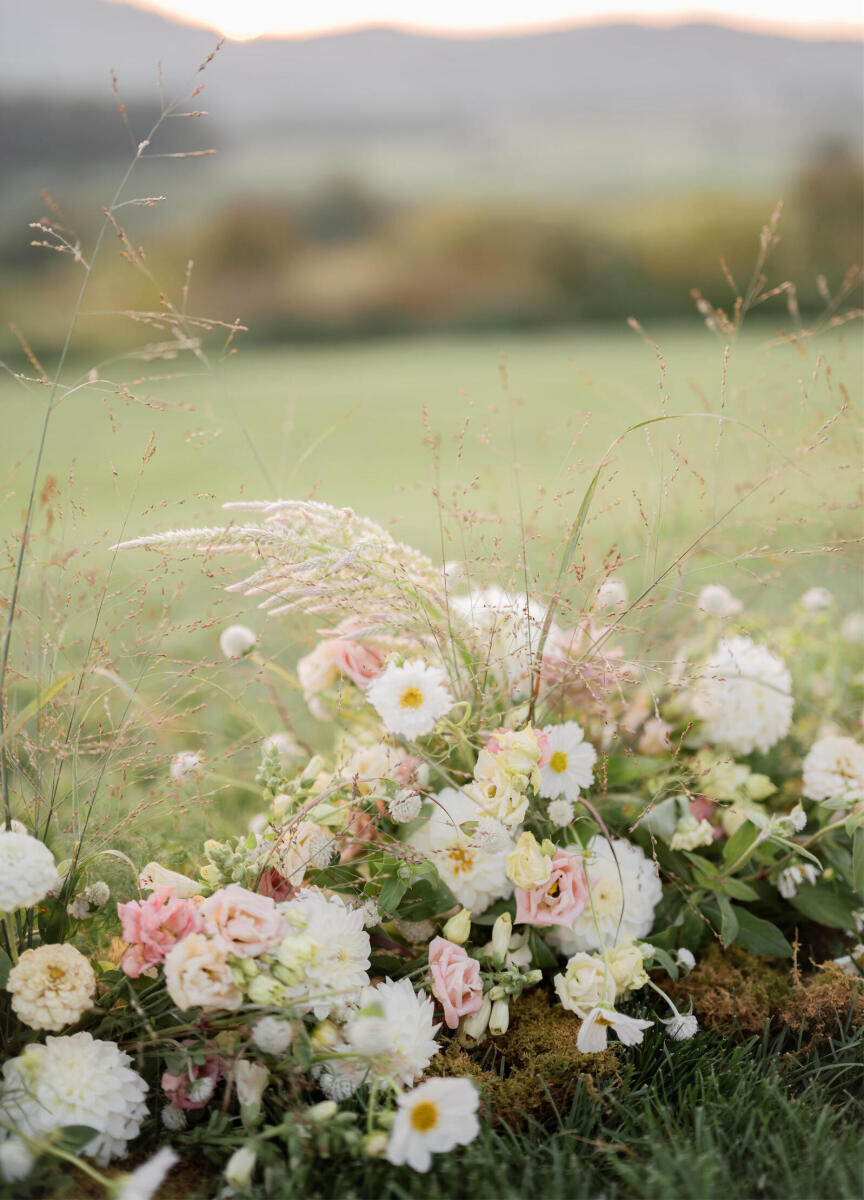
[602,937,650,994]
[553,952,614,1018]
[163,933,243,1011]
[506,832,552,890]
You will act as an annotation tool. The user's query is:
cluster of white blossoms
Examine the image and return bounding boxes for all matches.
[0,1033,148,1165]
[367,660,454,739]
[549,836,663,956]
[692,635,793,755]
[801,735,864,804]
[449,586,556,696]
[409,788,514,914]
[0,831,61,912]
[6,943,95,1031]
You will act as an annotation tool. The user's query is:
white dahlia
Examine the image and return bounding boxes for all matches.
[359,977,441,1086]
[548,835,662,956]
[0,832,60,913]
[7,943,95,1031]
[280,889,371,1019]
[539,722,597,801]
[0,1032,148,1165]
[692,636,793,755]
[802,735,864,805]
[408,787,513,915]
[367,660,454,739]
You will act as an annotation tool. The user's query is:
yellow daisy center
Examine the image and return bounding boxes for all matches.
[550,751,568,774]
[410,1100,439,1132]
[399,687,425,709]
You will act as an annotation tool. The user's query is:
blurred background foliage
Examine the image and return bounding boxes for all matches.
[0,2,861,355]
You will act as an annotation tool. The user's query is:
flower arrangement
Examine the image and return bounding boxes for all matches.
[1,496,862,1195]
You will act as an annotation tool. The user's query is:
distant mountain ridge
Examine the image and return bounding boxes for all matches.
[0,0,861,140]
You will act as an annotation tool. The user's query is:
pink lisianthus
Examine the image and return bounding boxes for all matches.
[200,883,286,958]
[428,936,484,1030]
[162,1050,224,1110]
[329,638,385,691]
[514,848,590,927]
[117,887,203,978]
[689,797,724,840]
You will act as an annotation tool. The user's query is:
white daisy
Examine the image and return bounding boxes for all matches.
[367,660,454,739]
[802,735,864,805]
[548,835,662,956]
[279,889,371,1019]
[691,636,793,755]
[386,1077,480,1173]
[408,788,514,915]
[539,722,597,801]
[576,1005,653,1053]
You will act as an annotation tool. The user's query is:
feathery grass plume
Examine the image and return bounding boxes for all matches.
[113,499,462,639]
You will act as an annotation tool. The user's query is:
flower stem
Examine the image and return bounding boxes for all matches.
[4,910,18,964]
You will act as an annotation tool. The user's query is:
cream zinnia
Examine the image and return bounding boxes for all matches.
[692,636,793,755]
[6,943,95,1031]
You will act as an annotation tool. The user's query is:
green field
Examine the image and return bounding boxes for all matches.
[3,322,862,637]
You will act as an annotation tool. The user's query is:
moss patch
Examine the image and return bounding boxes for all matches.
[428,988,619,1126]
[668,945,864,1046]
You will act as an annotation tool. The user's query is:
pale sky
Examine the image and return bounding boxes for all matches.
[118,0,864,41]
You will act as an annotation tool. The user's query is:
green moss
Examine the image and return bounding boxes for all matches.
[428,989,619,1125]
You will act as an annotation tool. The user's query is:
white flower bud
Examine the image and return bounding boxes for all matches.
[234,1060,269,1108]
[219,624,257,659]
[461,994,492,1039]
[442,908,472,945]
[663,1013,699,1041]
[675,948,696,973]
[491,912,513,968]
[306,1099,338,1124]
[225,1145,256,1189]
[489,998,510,1036]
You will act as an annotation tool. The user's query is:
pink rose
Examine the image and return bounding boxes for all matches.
[428,936,484,1030]
[162,1048,224,1110]
[330,638,385,691]
[117,887,203,978]
[514,849,590,927]
[200,883,286,958]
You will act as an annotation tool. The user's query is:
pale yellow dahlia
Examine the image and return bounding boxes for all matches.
[7,943,96,1031]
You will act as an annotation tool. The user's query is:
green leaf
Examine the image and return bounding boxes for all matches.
[722,820,758,867]
[790,884,858,930]
[717,895,739,946]
[853,828,864,897]
[55,1125,98,1152]
[732,908,792,958]
[647,946,680,982]
[719,877,760,902]
[526,928,558,969]
[0,948,10,990]
[377,874,409,915]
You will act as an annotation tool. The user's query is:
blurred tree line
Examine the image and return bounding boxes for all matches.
[0,96,860,351]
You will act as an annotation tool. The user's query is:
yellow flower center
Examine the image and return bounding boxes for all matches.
[446,844,476,875]
[399,687,425,709]
[410,1100,439,1132]
[550,751,568,774]
[47,966,66,983]
[595,1012,616,1027]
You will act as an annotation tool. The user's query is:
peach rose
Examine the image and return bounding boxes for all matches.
[514,848,589,928]
[428,936,484,1029]
[117,888,203,978]
[330,638,385,691]
[163,933,243,1011]
[200,883,286,958]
